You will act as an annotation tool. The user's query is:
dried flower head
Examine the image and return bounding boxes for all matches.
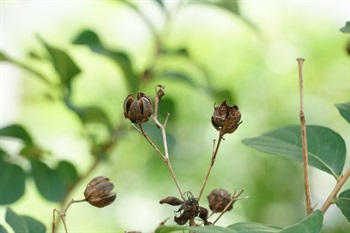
[124,92,153,124]
[207,189,232,213]
[84,176,116,208]
[211,100,242,135]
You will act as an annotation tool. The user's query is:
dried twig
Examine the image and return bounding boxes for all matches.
[296,57,312,215]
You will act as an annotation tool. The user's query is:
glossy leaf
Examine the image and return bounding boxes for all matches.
[5,208,28,233]
[5,208,46,233]
[335,101,350,124]
[73,29,138,93]
[340,21,350,33]
[0,160,26,205]
[31,160,65,202]
[189,0,240,15]
[39,38,81,91]
[242,125,346,179]
[334,189,350,222]
[0,124,33,145]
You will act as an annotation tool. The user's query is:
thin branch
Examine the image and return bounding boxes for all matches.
[132,85,185,201]
[321,168,350,214]
[296,57,312,216]
[52,199,86,233]
[197,133,224,202]
[212,189,248,225]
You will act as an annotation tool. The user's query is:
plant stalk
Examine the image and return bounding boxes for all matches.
[296,57,312,215]
[321,168,350,214]
[197,133,224,202]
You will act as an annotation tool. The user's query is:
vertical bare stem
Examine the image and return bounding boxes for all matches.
[321,168,350,214]
[296,57,312,215]
[197,133,224,202]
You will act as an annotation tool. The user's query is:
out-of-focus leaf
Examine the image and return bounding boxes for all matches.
[57,160,79,192]
[334,189,350,222]
[154,0,164,9]
[160,48,189,57]
[74,106,113,132]
[5,208,28,233]
[340,21,350,34]
[5,208,46,233]
[20,144,44,160]
[188,0,240,15]
[335,101,350,124]
[0,225,8,233]
[225,223,281,232]
[30,160,66,202]
[22,216,46,233]
[242,125,346,179]
[159,70,201,89]
[39,38,81,91]
[73,29,138,93]
[0,124,33,145]
[0,51,52,85]
[0,160,26,205]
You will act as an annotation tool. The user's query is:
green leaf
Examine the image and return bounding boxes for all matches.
[39,38,81,91]
[242,125,346,179]
[0,51,52,86]
[335,101,350,124]
[0,124,33,145]
[0,225,9,233]
[340,21,350,34]
[0,160,26,205]
[5,208,46,233]
[30,160,66,202]
[74,106,113,132]
[279,210,323,233]
[155,225,187,233]
[334,189,350,222]
[5,208,28,233]
[22,216,46,233]
[57,160,79,191]
[73,29,138,93]
[154,0,164,9]
[189,0,240,15]
[226,223,281,232]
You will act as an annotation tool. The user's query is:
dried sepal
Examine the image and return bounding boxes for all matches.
[199,206,211,225]
[211,100,242,135]
[123,92,153,124]
[174,192,199,225]
[84,176,116,208]
[159,196,183,206]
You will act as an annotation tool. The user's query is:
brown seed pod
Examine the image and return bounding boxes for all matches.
[84,176,116,208]
[211,100,242,135]
[124,92,153,124]
[207,189,232,213]
[159,196,183,206]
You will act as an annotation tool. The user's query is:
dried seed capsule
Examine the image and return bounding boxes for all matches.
[84,176,116,208]
[124,92,153,124]
[207,189,232,213]
[211,100,242,135]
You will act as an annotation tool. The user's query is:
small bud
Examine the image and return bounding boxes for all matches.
[124,92,153,124]
[84,176,116,208]
[211,101,242,135]
[207,189,232,213]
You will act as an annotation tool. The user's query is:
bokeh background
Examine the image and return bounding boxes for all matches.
[1,0,349,232]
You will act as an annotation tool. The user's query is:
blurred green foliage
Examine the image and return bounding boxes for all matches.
[0,1,349,232]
